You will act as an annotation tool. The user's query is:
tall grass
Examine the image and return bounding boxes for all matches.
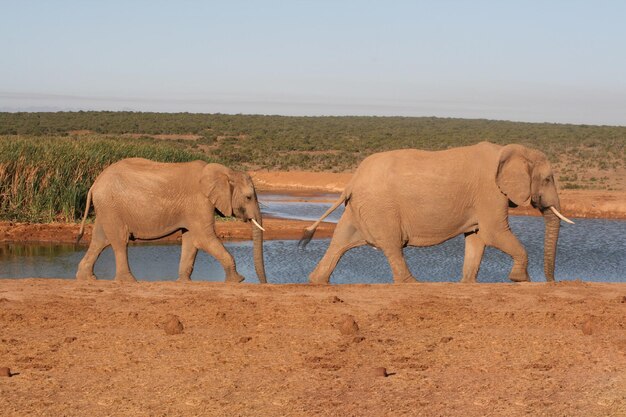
[0,135,212,222]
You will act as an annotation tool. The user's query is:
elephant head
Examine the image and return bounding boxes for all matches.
[201,164,267,283]
[496,144,573,282]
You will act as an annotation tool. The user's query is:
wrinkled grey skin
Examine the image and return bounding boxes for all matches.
[76,158,266,283]
[301,142,568,284]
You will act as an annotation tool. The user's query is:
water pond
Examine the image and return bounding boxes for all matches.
[0,194,624,283]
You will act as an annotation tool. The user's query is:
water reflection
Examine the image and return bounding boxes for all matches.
[0,243,77,258]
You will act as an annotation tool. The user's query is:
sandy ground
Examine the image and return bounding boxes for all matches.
[0,280,625,416]
[1,170,625,416]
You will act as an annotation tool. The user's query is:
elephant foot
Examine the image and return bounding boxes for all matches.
[308,273,330,285]
[177,276,192,283]
[394,275,418,284]
[115,272,138,284]
[225,273,245,283]
[460,271,479,283]
[508,268,530,283]
[76,272,97,282]
[309,280,330,285]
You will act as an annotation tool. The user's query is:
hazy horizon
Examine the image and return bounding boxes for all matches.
[2,1,625,126]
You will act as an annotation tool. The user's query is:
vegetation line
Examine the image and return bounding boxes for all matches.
[0,112,624,222]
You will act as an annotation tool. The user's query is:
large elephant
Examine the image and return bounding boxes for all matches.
[75,158,267,283]
[300,142,573,284]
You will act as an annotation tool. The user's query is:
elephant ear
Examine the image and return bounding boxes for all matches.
[496,145,532,206]
[200,164,233,217]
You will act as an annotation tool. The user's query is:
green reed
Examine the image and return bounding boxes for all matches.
[0,135,212,222]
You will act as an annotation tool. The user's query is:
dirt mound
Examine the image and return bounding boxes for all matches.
[163,315,184,335]
[338,314,359,335]
[371,367,389,377]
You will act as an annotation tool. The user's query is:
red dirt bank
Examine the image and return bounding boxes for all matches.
[0,218,334,244]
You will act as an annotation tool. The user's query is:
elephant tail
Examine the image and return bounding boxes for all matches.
[76,186,93,244]
[298,190,348,249]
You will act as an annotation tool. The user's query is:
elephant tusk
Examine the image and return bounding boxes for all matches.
[549,206,575,224]
[251,218,266,232]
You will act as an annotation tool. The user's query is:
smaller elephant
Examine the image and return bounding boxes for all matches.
[76,158,267,283]
[300,142,574,284]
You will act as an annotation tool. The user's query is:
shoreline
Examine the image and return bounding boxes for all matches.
[0,217,335,244]
[0,171,624,244]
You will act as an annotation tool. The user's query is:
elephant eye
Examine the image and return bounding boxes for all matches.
[246,195,253,200]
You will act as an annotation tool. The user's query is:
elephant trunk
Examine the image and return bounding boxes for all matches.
[252,208,267,284]
[542,206,561,282]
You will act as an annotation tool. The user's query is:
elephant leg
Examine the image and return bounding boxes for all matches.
[101,222,136,283]
[461,232,486,283]
[76,219,110,281]
[309,211,366,284]
[195,235,244,283]
[381,245,417,283]
[178,231,198,282]
[487,230,529,282]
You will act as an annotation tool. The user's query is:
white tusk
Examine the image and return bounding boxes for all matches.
[549,206,575,224]
[251,218,265,232]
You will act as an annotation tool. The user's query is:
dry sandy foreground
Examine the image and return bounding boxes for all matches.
[0,280,625,416]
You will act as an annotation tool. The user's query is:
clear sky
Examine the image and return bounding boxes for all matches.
[1,0,625,125]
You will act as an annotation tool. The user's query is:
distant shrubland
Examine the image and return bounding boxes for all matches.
[0,112,624,222]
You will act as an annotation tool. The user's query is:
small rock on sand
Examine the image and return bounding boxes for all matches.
[0,367,11,377]
[338,315,359,335]
[372,367,388,377]
[64,337,77,344]
[582,318,594,335]
[164,315,184,335]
